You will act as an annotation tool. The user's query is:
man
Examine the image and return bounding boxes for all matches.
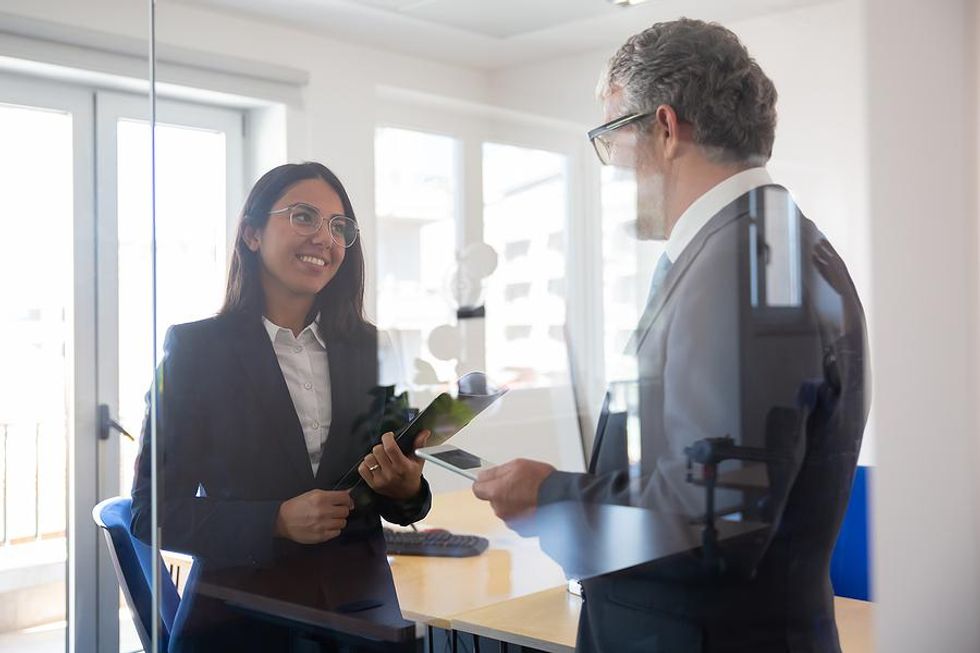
[473,18,868,653]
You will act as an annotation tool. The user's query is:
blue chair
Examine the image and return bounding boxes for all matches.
[830,465,871,600]
[92,496,181,652]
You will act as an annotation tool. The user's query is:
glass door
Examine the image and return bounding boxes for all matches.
[93,90,244,652]
[0,72,95,653]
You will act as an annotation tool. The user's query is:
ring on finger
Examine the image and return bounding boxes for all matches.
[368,464,380,472]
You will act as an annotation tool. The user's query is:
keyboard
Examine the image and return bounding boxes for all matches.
[383,527,489,558]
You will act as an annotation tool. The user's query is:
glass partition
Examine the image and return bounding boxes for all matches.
[135,5,872,653]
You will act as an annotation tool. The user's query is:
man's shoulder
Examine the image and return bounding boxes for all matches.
[695,184,818,256]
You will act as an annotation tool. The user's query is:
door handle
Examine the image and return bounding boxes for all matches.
[98,404,135,441]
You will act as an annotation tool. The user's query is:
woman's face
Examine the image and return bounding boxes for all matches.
[245,178,348,302]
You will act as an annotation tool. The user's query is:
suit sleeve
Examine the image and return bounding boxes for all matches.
[130,326,283,568]
[373,477,432,525]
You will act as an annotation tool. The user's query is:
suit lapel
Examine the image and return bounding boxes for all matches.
[317,335,382,487]
[226,314,315,486]
[629,198,750,355]
[317,330,386,488]
[316,338,351,485]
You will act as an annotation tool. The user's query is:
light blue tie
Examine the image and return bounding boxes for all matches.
[645,252,673,306]
[627,253,673,355]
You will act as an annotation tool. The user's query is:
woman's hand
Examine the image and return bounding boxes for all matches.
[358,430,430,501]
[275,489,352,544]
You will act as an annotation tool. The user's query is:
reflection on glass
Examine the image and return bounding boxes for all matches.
[0,103,72,652]
[482,142,567,388]
[375,127,459,387]
[116,119,228,493]
[759,186,802,307]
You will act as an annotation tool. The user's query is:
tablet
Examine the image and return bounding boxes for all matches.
[333,382,507,490]
[392,389,506,456]
[415,445,496,481]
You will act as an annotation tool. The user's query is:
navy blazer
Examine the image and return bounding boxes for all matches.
[130,312,430,650]
[540,187,869,653]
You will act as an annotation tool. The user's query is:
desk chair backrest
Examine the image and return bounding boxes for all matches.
[830,465,871,600]
[92,496,180,652]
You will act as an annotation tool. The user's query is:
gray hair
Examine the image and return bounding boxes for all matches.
[598,18,777,165]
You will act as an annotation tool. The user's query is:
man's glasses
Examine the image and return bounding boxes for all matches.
[268,203,360,248]
[587,111,654,166]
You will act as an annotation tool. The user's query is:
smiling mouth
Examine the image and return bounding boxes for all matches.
[297,254,327,267]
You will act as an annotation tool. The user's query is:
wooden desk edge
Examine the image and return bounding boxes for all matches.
[449,586,577,653]
[449,591,872,653]
[399,608,453,631]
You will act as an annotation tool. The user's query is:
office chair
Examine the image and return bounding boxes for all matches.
[830,465,870,600]
[92,496,181,652]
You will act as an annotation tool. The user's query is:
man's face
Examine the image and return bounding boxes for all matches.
[602,90,669,241]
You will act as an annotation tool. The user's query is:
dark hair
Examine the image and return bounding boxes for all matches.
[601,18,778,165]
[220,162,367,338]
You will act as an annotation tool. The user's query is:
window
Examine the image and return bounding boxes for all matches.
[0,101,73,552]
[483,142,568,389]
[372,115,588,488]
[375,127,460,387]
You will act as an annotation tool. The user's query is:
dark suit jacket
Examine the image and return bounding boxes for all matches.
[540,186,869,653]
[130,312,431,651]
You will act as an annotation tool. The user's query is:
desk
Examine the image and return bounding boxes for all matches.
[451,587,577,653]
[398,491,874,653]
[835,597,874,653]
[451,591,873,653]
[389,489,567,629]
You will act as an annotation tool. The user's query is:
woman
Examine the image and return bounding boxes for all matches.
[131,162,431,650]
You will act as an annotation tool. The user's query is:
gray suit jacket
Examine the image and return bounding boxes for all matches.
[540,186,869,653]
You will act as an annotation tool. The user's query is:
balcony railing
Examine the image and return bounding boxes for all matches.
[0,421,67,546]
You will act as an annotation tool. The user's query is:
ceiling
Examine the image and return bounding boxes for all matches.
[166,0,832,70]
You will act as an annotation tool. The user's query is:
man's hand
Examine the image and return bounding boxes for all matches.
[275,489,352,544]
[358,430,430,501]
[472,458,555,520]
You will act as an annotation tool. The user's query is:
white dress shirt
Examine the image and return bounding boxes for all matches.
[262,317,332,475]
[665,167,773,263]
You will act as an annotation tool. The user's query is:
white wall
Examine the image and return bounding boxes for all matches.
[864,0,980,650]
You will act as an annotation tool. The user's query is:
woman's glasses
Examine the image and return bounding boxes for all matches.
[268,203,360,248]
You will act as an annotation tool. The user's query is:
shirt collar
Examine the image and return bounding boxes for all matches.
[262,315,327,349]
[665,167,772,263]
